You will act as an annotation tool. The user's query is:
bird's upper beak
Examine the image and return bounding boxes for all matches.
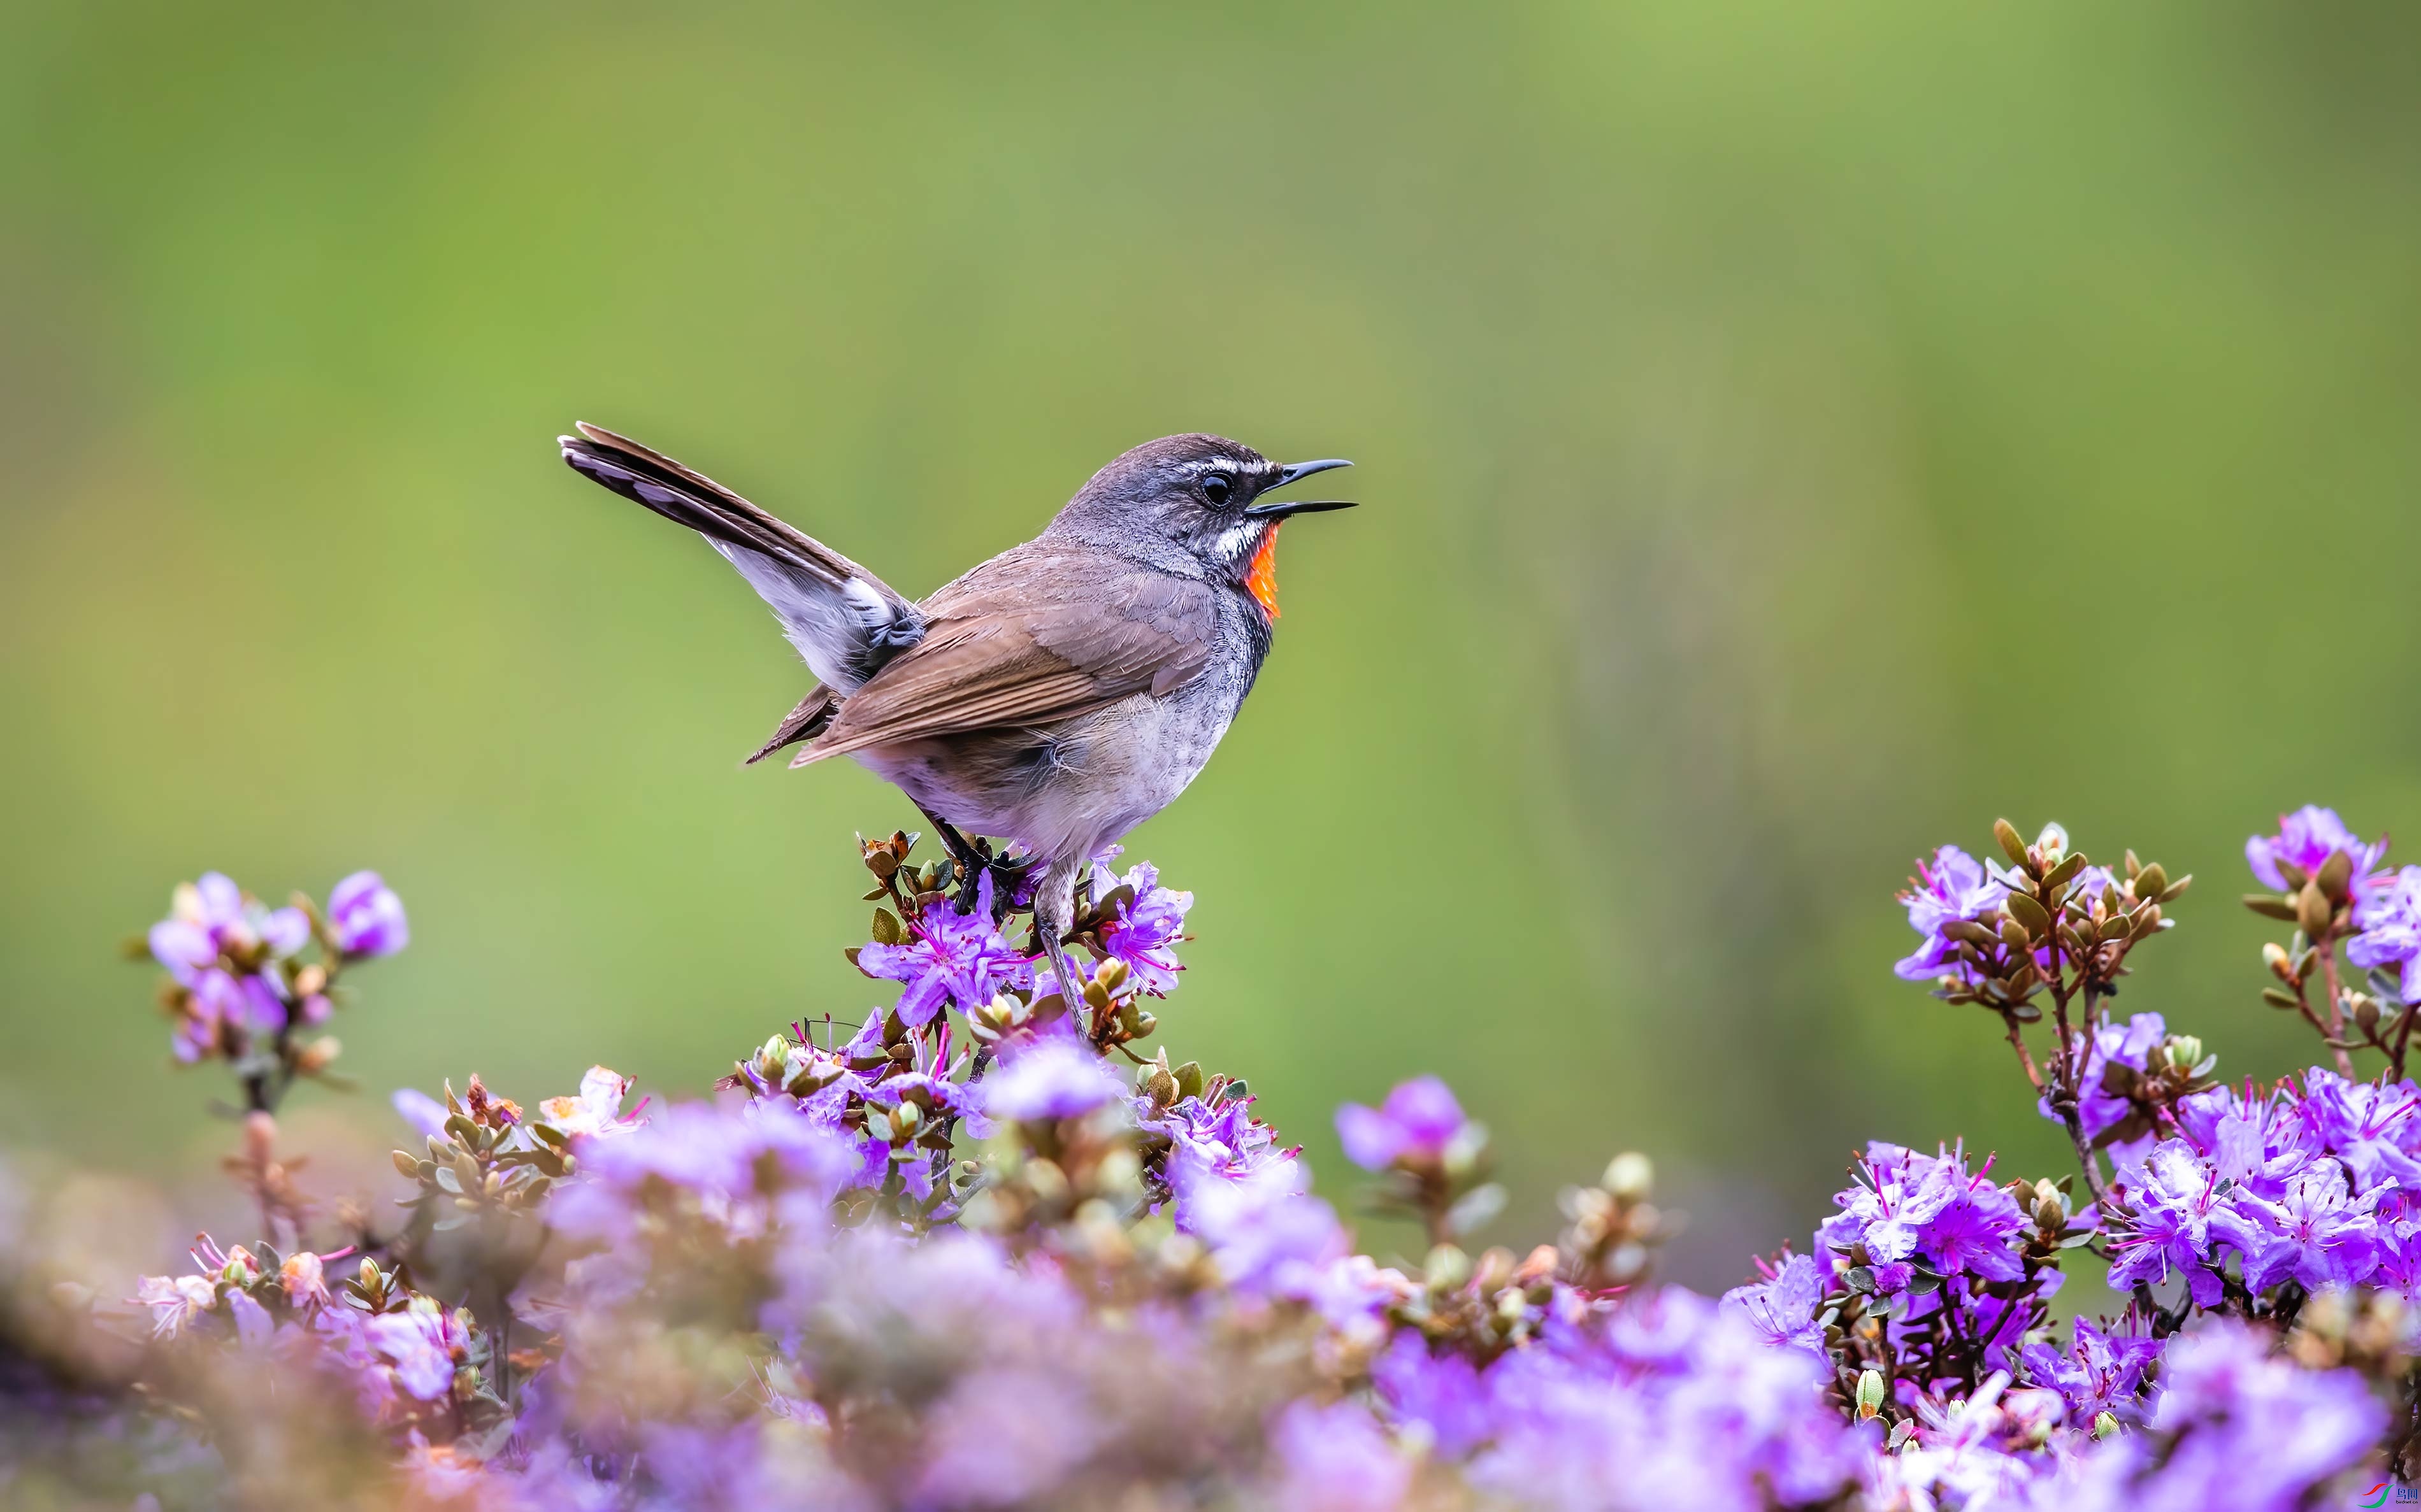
[1246,458,1356,518]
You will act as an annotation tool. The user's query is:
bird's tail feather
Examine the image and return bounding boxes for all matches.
[558,422,843,584]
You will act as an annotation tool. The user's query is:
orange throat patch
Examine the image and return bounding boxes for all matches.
[1244,523,1282,620]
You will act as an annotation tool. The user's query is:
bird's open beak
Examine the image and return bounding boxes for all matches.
[1247,458,1356,518]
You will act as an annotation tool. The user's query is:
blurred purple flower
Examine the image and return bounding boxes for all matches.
[2350,864,2421,1003]
[1097,860,1191,996]
[1720,1250,1826,1353]
[364,1306,460,1401]
[2129,1323,2383,1511]
[392,1087,450,1139]
[1335,1075,1466,1171]
[982,1038,1123,1122]
[855,873,1034,1027]
[1894,845,2007,982]
[1370,1332,1493,1457]
[912,1367,1101,1507]
[328,871,409,957]
[2245,805,2386,893]
[1266,1401,1409,1512]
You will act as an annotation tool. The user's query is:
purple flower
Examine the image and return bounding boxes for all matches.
[2286,1067,2421,1192]
[131,1273,217,1339]
[2020,1316,2160,1426]
[1720,1250,1826,1353]
[1096,861,1191,996]
[1335,1076,1467,1171]
[1894,845,2008,982]
[550,1099,854,1241]
[2044,1011,2168,1162]
[2245,805,2387,892]
[328,871,409,957]
[1265,1401,1410,1512]
[1370,1332,1493,1456]
[2239,1157,2386,1292]
[982,1038,1124,1122]
[1468,1288,1865,1509]
[912,1367,1102,1507]
[392,1087,450,1139]
[1172,1157,1346,1299]
[854,873,1035,1027]
[1816,1142,2024,1290]
[2122,1323,2383,1511]
[2350,864,2421,1004]
[1142,1090,1298,1187]
[364,1306,461,1401]
[2103,1141,2268,1307]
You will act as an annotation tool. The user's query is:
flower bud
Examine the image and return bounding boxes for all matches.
[2263,942,2295,981]
[1424,1244,1472,1291]
[1855,1368,1886,1421]
[2092,1410,2120,1440]
[2355,996,2382,1036]
[2298,879,2334,939]
[2162,1035,2204,1073]
[295,1036,341,1073]
[1602,1152,1653,1202]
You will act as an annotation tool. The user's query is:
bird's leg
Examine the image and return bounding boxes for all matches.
[911,804,988,916]
[1031,856,1086,1013]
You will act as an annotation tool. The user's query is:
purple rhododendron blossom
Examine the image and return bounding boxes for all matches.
[1335,1075,1467,1171]
[2245,805,2387,893]
[328,871,409,957]
[2044,1011,2168,1160]
[854,873,1035,1027]
[1720,1250,1825,1353]
[2350,864,2421,1003]
[1816,1141,2024,1290]
[2103,1141,2268,1307]
[1265,1400,1411,1512]
[364,1307,460,1401]
[1096,860,1191,995]
[1894,845,2008,982]
[2020,1316,2160,1426]
[982,1038,1123,1122]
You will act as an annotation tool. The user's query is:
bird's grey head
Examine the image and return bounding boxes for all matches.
[1055,434,1355,597]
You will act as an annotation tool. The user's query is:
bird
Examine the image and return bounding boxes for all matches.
[556,422,1356,1006]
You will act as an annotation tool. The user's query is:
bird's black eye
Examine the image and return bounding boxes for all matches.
[1201,471,1235,507]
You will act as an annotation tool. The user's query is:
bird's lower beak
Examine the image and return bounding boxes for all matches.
[1244,497,1357,518]
[1249,458,1356,518]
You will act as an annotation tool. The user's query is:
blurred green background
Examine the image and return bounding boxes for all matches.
[6,2,2420,1286]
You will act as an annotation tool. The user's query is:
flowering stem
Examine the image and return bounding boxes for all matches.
[1999,1012,2043,1092]
[2317,931,2355,1079]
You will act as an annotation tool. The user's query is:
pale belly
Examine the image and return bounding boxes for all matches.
[851,681,1240,862]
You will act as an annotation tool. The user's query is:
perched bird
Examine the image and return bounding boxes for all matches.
[557,422,1355,1004]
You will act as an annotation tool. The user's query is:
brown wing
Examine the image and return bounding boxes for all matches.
[744,684,838,766]
[792,546,1217,765]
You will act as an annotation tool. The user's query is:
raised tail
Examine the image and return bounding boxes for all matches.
[557,422,923,690]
